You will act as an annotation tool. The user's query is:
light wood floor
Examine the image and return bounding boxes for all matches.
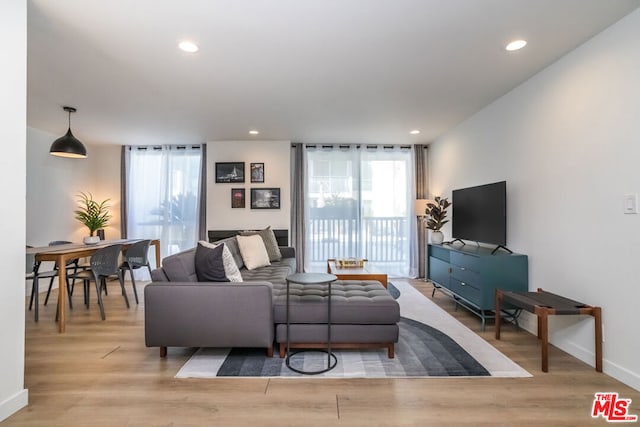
[5,279,639,426]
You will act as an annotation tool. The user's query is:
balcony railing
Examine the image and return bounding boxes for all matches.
[306,216,409,265]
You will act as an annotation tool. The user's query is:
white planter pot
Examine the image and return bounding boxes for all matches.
[430,230,444,245]
[83,236,100,245]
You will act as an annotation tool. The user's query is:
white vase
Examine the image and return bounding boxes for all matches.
[83,236,100,245]
[430,230,444,245]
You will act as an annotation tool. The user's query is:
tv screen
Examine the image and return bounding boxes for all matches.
[452,181,506,246]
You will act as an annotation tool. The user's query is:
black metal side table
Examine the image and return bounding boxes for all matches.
[285,272,338,374]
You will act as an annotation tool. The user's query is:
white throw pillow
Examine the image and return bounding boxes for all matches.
[198,240,243,282]
[236,234,271,270]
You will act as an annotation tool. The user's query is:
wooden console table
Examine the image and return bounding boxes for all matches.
[495,288,602,373]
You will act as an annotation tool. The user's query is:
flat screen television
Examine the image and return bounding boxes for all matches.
[452,181,507,246]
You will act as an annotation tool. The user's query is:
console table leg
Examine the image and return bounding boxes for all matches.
[495,290,502,340]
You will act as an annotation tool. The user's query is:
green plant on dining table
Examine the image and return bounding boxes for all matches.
[74,192,111,236]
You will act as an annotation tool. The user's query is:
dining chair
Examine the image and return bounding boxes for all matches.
[119,239,152,304]
[67,244,128,320]
[26,249,72,322]
[43,240,84,307]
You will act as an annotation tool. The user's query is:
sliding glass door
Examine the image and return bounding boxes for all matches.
[304,145,415,277]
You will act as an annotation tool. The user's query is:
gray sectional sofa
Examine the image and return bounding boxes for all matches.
[145,234,400,358]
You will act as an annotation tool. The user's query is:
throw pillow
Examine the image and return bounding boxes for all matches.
[236,234,271,270]
[194,243,229,282]
[240,226,282,262]
[213,236,244,270]
[198,240,243,282]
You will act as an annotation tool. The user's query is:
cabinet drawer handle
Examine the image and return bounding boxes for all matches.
[461,282,466,286]
[460,267,466,271]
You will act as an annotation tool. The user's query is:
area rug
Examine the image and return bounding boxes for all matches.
[175,280,530,378]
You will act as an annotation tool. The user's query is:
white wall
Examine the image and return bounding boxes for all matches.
[206,141,291,234]
[0,0,28,421]
[429,10,640,390]
[26,127,121,294]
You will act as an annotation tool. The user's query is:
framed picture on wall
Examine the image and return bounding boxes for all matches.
[250,188,280,209]
[215,162,245,183]
[250,162,265,183]
[231,188,245,208]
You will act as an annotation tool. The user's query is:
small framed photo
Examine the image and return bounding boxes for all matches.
[231,188,245,208]
[250,162,265,183]
[251,188,280,209]
[215,162,245,183]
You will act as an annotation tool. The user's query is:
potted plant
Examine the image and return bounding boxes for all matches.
[425,196,451,244]
[74,192,111,244]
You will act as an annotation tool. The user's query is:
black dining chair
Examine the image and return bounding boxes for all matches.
[26,248,73,322]
[43,240,84,307]
[67,244,128,320]
[119,239,152,304]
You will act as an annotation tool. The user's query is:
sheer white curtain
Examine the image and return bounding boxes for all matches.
[304,145,417,277]
[124,145,203,260]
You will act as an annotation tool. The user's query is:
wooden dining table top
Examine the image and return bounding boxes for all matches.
[27,238,160,333]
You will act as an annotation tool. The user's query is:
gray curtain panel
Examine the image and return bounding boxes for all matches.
[414,144,428,278]
[415,144,428,199]
[198,143,207,241]
[290,143,305,272]
[120,146,129,238]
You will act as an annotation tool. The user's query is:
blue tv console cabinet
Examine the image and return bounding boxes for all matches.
[427,243,529,330]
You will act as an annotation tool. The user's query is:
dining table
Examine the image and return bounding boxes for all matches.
[26,238,161,333]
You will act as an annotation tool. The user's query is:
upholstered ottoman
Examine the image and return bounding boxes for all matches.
[272,279,400,358]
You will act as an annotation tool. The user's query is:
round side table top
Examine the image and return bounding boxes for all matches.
[286,272,337,285]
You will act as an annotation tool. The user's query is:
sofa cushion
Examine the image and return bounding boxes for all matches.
[198,240,243,282]
[240,264,292,286]
[237,234,271,270]
[195,243,229,282]
[272,280,400,325]
[240,226,282,262]
[161,249,198,282]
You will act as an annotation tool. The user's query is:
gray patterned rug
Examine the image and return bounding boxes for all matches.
[175,281,530,378]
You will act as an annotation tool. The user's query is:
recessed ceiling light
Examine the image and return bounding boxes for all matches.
[410,130,421,135]
[249,130,259,135]
[505,39,527,51]
[178,40,199,53]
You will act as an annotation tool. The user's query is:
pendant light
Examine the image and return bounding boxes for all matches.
[50,106,87,158]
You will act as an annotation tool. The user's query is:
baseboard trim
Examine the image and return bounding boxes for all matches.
[0,388,28,422]
[555,339,640,392]
[511,311,640,391]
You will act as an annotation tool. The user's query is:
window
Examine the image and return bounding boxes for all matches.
[124,145,203,260]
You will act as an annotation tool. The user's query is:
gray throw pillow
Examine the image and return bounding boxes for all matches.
[240,226,282,262]
[214,236,244,269]
[194,242,229,282]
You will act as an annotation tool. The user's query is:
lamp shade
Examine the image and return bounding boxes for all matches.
[414,199,432,217]
[50,106,87,158]
[50,128,87,158]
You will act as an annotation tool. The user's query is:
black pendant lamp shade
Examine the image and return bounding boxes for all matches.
[50,106,87,158]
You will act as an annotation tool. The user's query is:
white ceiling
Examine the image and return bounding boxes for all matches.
[27,0,640,146]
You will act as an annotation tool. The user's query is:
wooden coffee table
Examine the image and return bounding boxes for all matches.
[326,259,388,288]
